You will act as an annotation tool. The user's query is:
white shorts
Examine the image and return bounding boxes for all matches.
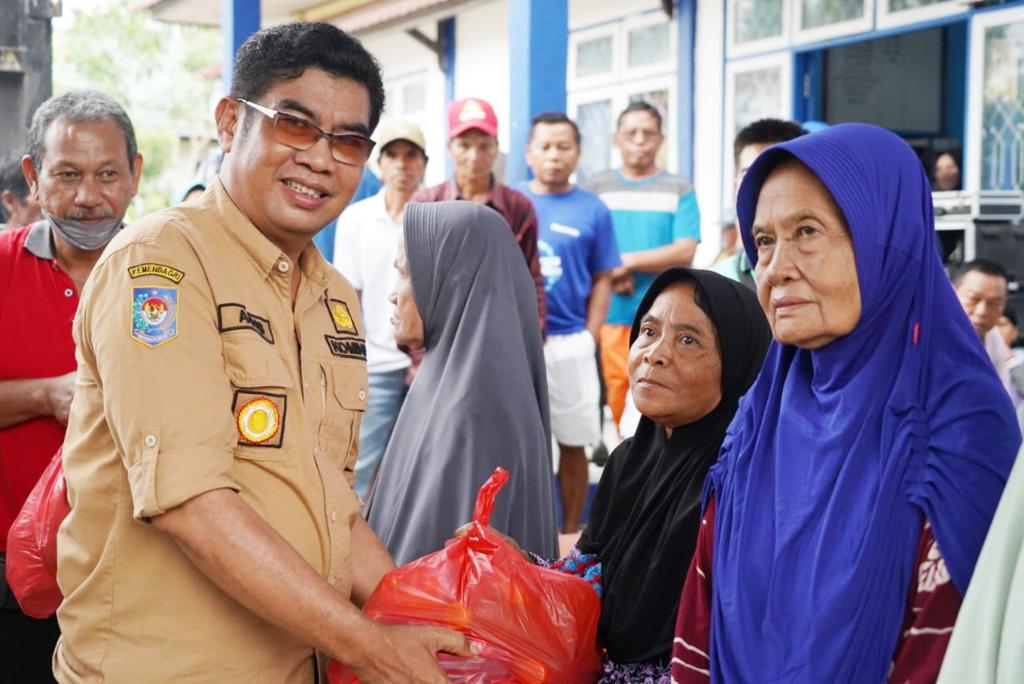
[544,330,601,447]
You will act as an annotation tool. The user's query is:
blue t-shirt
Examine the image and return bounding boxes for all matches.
[582,170,701,326]
[519,185,621,336]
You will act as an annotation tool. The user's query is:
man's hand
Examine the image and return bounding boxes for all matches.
[348,623,475,684]
[47,371,77,426]
[611,272,635,295]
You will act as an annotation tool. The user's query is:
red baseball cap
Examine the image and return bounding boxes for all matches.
[447,98,498,139]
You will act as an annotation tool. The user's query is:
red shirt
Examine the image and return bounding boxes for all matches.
[0,222,78,552]
[413,177,546,333]
[672,497,961,683]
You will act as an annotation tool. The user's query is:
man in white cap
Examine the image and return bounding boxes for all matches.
[334,120,427,501]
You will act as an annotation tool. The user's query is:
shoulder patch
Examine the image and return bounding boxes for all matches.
[217,303,274,344]
[131,287,178,348]
[326,298,358,336]
[128,263,185,283]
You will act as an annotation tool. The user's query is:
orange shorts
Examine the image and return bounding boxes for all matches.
[599,324,631,425]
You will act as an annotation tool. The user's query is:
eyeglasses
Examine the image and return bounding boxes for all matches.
[238,99,376,166]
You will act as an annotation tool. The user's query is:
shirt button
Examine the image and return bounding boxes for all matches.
[144,434,158,448]
[358,389,366,401]
[64,288,74,298]
[277,260,290,273]
[331,510,338,522]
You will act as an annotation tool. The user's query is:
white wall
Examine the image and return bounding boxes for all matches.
[569,0,660,30]
[453,0,511,147]
[357,26,449,185]
[693,0,727,265]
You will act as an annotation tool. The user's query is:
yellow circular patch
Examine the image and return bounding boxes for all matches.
[236,398,280,443]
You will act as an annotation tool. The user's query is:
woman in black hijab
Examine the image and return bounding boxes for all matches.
[476,267,770,681]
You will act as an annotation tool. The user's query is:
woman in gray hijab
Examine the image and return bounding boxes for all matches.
[367,201,558,564]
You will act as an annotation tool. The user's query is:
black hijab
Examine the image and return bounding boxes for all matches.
[576,268,770,664]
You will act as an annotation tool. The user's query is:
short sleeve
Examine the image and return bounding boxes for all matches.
[673,190,702,242]
[76,223,238,520]
[332,210,363,290]
[589,201,622,274]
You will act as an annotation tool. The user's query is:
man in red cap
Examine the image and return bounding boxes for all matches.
[413,97,545,332]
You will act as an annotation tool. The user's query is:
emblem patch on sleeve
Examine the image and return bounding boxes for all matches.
[326,298,358,336]
[131,287,178,348]
[128,263,185,283]
[217,303,275,344]
[232,390,286,447]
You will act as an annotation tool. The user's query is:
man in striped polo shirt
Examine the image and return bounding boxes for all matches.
[582,102,700,429]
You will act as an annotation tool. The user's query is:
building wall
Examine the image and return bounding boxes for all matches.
[693,0,727,262]
[356,25,450,185]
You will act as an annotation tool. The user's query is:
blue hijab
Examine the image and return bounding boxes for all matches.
[707,123,1020,682]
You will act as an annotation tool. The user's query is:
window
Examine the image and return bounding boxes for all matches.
[627,22,670,68]
[729,0,782,55]
[980,19,1024,190]
[800,0,864,30]
[723,54,793,209]
[576,35,614,79]
[576,99,613,181]
[967,7,1024,192]
[793,0,873,44]
[568,11,678,179]
[877,0,964,29]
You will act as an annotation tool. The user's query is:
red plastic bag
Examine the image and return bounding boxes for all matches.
[5,448,69,618]
[330,467,603,683]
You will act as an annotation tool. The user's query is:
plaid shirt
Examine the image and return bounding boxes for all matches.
[413,176,546,334]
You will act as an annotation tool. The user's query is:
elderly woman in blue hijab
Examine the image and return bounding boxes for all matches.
[672,124,1020,683]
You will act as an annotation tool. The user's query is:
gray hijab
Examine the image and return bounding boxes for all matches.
[367,201,557,563]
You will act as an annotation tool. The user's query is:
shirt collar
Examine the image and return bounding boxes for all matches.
[445,174,505,212]
[24,220,55,260]
[206,178,330,288]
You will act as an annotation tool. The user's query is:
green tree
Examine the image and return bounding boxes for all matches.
[53,0,222,213]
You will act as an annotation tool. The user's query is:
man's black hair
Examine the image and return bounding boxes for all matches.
[733,119,806,165]
[528,112,581,145]
[616,101,662,133]
[230,22,385,134]
[0,154,30,222]
[954,258,1009,286]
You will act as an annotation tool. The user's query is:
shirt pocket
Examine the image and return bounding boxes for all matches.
[320,362,368,475]
[223,336,294,461]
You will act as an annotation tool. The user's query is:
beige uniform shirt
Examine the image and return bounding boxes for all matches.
[54,181,367,683]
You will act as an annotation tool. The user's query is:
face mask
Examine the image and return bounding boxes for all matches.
[44,210,123,252]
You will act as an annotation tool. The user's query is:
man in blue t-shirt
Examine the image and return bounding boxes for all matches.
[582,102,700,429]
[521,113,621,533]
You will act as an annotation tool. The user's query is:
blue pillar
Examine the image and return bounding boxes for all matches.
[222,0,261,93]
[676,0,696,180]
[440,17,456,177]
[507,0,568,184]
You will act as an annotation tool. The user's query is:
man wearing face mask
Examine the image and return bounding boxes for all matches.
[0,89,142,683]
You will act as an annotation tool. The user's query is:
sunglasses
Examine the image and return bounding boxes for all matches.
[238,99,376,166]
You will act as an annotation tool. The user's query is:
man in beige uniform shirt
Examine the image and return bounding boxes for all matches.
[55,22,470,684]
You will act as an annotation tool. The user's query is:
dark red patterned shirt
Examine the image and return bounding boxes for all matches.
[671,497,960,683]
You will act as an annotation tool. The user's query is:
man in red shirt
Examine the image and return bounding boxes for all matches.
[0,89,142,682]
[413,97,546,332]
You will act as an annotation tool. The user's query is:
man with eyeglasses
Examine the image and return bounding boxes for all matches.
[54,23,471,684]
[582,102,701,433]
